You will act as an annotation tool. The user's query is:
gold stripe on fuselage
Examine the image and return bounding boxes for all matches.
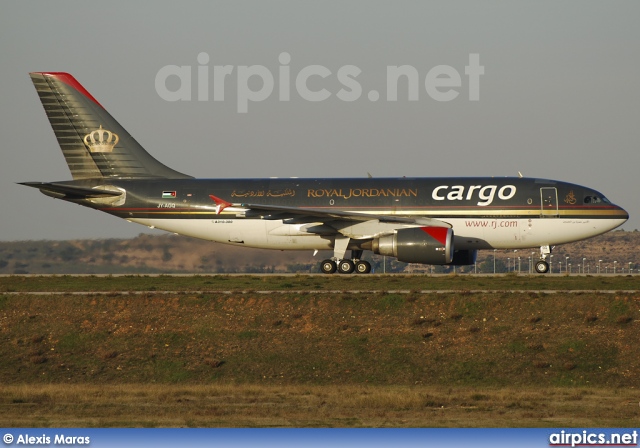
[112,208,627,219]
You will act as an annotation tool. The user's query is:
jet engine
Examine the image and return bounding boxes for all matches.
[368,227,454,264]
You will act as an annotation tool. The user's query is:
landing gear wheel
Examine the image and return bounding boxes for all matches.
[321,259,337,274]
[355,260,371,274]
[338,259,355,274]
[535,260,549,274]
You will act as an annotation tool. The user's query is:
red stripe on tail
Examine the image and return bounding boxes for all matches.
[32,72,104,108]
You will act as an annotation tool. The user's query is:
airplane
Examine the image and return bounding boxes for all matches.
[21,72,629,274]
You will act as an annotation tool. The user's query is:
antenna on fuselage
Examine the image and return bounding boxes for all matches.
[518,171,523,178]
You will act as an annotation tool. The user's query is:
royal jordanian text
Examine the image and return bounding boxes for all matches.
[307,188,418,200]
[8,434,90,445]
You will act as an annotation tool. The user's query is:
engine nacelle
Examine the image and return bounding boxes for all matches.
[371,227,454,264]
[451,249,477,266]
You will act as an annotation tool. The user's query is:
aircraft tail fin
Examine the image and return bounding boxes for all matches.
[29,72,192,180]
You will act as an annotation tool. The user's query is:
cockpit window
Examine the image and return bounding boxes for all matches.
[584,195,611,204]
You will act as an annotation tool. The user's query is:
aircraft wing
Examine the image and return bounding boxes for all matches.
[210,194,451,239]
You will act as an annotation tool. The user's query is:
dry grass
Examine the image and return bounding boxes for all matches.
[0,384,639,427]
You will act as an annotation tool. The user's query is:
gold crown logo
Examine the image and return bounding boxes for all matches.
[83,125,119,153]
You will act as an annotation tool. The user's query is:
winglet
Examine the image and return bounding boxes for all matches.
[209,194,233,214]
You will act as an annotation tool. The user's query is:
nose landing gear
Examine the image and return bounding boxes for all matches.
[535,260,549,273]
[534,245,552,274]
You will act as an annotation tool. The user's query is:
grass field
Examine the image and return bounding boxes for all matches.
[1,384,638,427]
[0,272,638,292]
[0,275,638,427]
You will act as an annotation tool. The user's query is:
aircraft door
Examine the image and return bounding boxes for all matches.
[540,187,558,218]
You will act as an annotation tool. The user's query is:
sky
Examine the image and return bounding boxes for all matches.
[1,1,639,241]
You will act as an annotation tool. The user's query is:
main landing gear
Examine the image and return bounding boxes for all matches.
[321,250,371,274]
[534,245,552,274]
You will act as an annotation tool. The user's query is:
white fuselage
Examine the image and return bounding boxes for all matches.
[128,216,627,251]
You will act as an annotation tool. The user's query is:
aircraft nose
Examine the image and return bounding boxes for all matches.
[614,203,629,222]
[620,206,630,221]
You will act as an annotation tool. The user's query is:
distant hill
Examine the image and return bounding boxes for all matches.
[0,229,638,275]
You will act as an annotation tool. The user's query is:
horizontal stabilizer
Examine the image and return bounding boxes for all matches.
[19,182,123,199]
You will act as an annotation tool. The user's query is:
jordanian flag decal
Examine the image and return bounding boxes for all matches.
[162,191,177,199]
